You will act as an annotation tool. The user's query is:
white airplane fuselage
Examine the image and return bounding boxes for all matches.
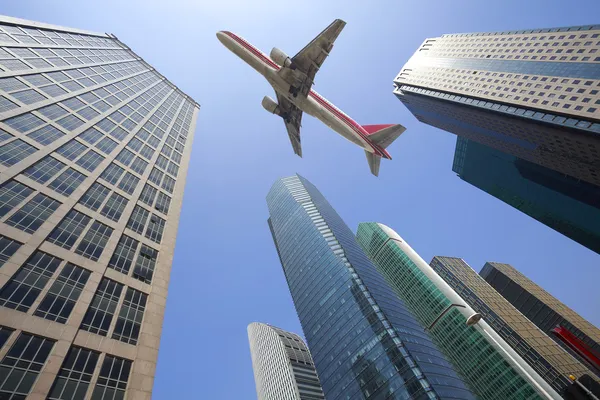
[216,31,390,159]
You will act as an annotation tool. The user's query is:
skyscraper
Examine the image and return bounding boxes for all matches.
[247,322,325,400]
[267,174,475,400]
[394,24,600,186]
[452,136,600,254]
[430,257,597,395]
[480,262,600,374]
[0,15,198,400]
[356,222,559,400]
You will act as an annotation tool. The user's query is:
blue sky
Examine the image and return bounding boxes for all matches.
[2,0,599,398]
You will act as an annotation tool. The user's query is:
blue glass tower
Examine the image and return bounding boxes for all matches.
[266,175,474,400]
[453,136,600,254]
[394,25,600,187]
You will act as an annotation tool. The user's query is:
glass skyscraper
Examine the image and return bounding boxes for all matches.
[248,322,325,400]
[0,15,198,399]
[267,174,474,400]
[356,222,559,400]
[430,257,597,395]
[394,24,600,187]
[452,136,600,254]
[480,262,600,375]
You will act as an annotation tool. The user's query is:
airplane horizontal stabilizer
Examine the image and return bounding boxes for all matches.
[365,150,381,177]
[362,124,406,149]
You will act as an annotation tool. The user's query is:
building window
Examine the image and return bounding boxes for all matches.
[22,156,65,184]
[148,168,163,186]
[27,125,64,145]
[161,176,175,194]
[133,245,157,284]
[76,222,113,261]
[112,288,147,345]
[0,333,55,399]
[0,326,14,349]
[100,193,128,222]
[0,236,21,267]
[0,139,37,166]
[75,150,104,172]
[0,251,62,311]
[145,214,165,244]
[3,112,44,133]
[47,210,91,250]
[109,235,139,275]
[0,180,33,218]
[48,168,87,196]
[130,157,148,175]
[79,183,110,211]
[34,263,91,323]
[115,149,135,166]
[139,184,157,206]
[91,355,131,400]
[56,140,87,161]
[126,205,149,234]
[154,192,171,214]
[80,278,123,336]
[48,347,99,400]
[6,193,61,234]
[100,164,125,185]
[117,172,139,195]
[95,137,117,154]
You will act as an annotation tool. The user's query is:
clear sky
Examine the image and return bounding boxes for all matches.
[2,1,599,398]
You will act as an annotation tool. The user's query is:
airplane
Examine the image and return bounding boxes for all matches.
[216,19,406,176]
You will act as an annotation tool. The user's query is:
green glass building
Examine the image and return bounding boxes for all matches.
[453,136,600,254]
[356,222,561,400]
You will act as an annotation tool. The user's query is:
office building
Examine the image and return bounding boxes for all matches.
[394,24,600,187]
[480,262,600,374]
[0,15,198,400]
[247,322,325,400]
[356,222,559,399]
[430,257,597,395]
[267,174,475,399]
[453,136,600,254]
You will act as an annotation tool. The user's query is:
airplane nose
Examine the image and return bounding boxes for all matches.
[216,31,227,44]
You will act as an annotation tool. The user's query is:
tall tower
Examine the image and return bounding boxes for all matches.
[0,15,198,400]
[480,262,600,374]
[267,174,475,400]
[452,136,600,254]
[394,24,600,186]
[247,322,325,400]
[356,222,560,400]
[430,257,598,395]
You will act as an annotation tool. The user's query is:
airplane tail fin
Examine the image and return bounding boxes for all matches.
[362,124,406,150]
[362,124,406,176]
[365,151,381,177]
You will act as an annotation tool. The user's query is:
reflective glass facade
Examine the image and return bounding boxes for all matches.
[430,257,596,395]
[394,24,600,187]
[480,262,600,375]
[0,15,198,399]
[453,136,600,254]
[267,175,474,400]
[356,222,546,400]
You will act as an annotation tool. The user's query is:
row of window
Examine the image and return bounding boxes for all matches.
[0,329,132,400]
[0,22,118,48]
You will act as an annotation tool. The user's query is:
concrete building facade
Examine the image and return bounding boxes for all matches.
[0,15,198,400]
[394,24,600,187]
[247,322,325,400]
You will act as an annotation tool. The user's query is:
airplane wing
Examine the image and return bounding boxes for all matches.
[275,92,303,157]
[280,19,346,98]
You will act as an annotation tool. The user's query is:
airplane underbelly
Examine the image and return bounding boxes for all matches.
[305,97,366,148]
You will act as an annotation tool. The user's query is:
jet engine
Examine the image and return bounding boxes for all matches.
[261,96,281,115]
[270,47,293,68]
